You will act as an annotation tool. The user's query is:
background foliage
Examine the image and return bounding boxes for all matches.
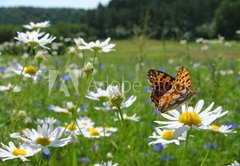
[0,0,240,42]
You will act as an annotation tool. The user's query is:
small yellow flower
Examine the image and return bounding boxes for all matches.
[12,149,27,156]
[24,66,37,75]
[178,111,202,126]
[161,130,174,140]
[36,137,51,146]
[67,123,77,131]
[89,128,100,136]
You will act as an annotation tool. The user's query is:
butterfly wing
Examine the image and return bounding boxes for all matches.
[147,69,175,109]
[158,66,197,113]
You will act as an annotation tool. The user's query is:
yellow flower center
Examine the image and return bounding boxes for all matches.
[28,41,39,47]
[81,122,87,126]
[178,111,202,126]
[161,130,174,140]
[109,96,124,108]
[36,137,51,146]
[91,46,102,52]
[24,66,37,75]
[211,125,220,131]
[67,123,77,131]
[104,126,109,131]
[124,115,130,120]
[12,149,27,156]
[89,128,100,136]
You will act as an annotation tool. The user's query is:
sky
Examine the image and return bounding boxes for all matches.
[0,0,111,9]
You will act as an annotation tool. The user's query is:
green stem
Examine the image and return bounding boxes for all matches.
[200,150,210,166]
[180,129,191,166]
[72,143,77,166]
[166,145,171,166]
[3,47,33,104]
[200,133,213,166]
[117,106,125,129]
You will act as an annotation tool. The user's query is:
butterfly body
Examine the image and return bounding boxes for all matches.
[147,66,196,113]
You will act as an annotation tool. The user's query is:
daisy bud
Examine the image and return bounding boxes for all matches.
[106,152,113,160]
[82,62,94,75]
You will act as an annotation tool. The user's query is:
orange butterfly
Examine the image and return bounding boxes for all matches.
[147,66,196,113]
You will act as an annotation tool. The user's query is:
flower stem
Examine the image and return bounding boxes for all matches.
[117,106,125,129]
[72,143,77,166]
[180,129,191,166]
[166,145,171,166]
[200,149,210,166]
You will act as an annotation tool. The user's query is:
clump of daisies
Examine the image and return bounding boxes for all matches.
[86,83,137,111]
[15,21,55,50]
[148,99,237,164]
[86,83,138,124]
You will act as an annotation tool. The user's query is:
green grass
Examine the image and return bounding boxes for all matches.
[0,40,239,165]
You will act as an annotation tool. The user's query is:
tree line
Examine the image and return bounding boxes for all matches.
[0,0,239,43]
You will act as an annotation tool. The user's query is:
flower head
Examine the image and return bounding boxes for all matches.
[94,161,119,166]
[82,127,113,138]
[228,161,240,166]
[0,142,40,161]
[49,102,80,114]
[23,21,50,30]
[0,84,21,92]
[114,113,140,122]
[79,38,115,53]
[19,123,71,154]
[202,124,237,135]
[94,84,137,111]
[14,30,55,49]
[35,117,60,125]
[148,128,185,146]
[155,100,228,135]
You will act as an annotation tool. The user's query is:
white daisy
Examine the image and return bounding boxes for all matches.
[228,161,240,166]
[74,37,87,47]
[103,126,118,133]
[0,141,40,161]
[0,84,21,92]
[82,127,112,138]
[64,122,82,139]
[114,113,140,122]
[85,88,110,101]
[19,123,71,154]
[76,117,95,129]
[11,64,43,81]
[79,38,115,53]
[155,100,228,135]
[201,124,237,136]
[94,161,119,166]
[95,84,137,111]
[49,102,81,114]
[14,30,55,49]
[148,128,186,146]
[23,21,50,30]
[35,117,60,125]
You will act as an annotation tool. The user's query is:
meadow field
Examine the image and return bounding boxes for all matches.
[0,32,239,166]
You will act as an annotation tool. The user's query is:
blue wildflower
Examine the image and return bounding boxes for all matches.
[79,157,90,164]
[153,143,164,151]
[162,154,173,161]
[152,109,159,114]
[61,75,71,82]
[158,67,165,72]
[144,86,150,92]
[226,122,237,129]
